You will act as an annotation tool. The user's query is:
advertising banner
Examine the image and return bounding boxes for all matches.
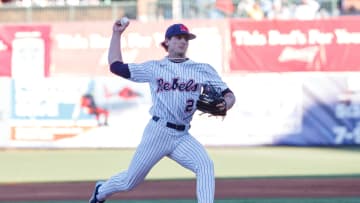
[0,78,11,146]
[0,25,51,77]
[192,72,360,146]
[5,77,150,148]
[229,17,360,72]
[50,20,227,76]
[276,73,360,145]
[3,73,360,148]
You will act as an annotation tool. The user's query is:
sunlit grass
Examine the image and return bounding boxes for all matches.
[1,146,360,183]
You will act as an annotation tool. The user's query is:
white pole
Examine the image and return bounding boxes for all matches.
[172,0,182,20]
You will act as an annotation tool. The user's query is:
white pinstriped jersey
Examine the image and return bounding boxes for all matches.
[128,57,228,125]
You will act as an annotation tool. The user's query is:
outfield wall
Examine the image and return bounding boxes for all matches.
[1,17,360,148]
[1,72,360,148]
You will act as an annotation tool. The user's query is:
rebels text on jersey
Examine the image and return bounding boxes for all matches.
[156,78,199,93]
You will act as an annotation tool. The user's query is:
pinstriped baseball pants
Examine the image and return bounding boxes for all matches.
[97,118,215,203]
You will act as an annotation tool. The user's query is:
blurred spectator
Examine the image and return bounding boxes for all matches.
[267,0,291,20]
[215,0,235,17]
[259,0,273,17]
[1,0,12,5]
[340,0,360,15]
[0,0,351,20]
[80,93,109,126]
[194,0,226,18]
[207,2,226,18]
[236,0,251,17]
[188,4,199,18]
[193,0,207,18]
[294,0,320,20]
[156,0,172,19]
[0,0,101,7]
[247,0,265,20]
[156,5,165,20]
[180,0,199,18]
[317,7,331,18]
[236,0,264,20]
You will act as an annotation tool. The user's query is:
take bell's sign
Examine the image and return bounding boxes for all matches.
[229,17,360,72]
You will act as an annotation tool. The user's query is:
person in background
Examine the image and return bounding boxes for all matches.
[267,0,291,20]
[293,0,320,20]
[80,93,109,126]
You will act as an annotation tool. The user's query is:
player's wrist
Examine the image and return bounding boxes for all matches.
[224,93,235,110]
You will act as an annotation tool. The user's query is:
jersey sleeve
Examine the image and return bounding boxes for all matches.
[127,61,154,83]
[202,64,229,91]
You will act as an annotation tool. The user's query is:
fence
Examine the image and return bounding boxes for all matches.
[0,0,344,23]
[0,1,136,23]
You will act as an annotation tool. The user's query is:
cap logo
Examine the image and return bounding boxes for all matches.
[179,24,189,32]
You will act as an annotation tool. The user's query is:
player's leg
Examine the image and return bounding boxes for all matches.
[96,121,172,201]
[168,134,215,203]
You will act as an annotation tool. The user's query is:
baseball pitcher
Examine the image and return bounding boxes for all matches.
[89,18,236,203]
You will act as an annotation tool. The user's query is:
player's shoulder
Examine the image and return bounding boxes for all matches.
[153,57,171,65]
[187,59,212,68]
[189,60,218,73]
[135,59,162,67]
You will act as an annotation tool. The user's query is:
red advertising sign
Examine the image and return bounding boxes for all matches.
[0,25,51,77]
[0,26,11,77]
[50,20,227,76]
[230,17,360,72]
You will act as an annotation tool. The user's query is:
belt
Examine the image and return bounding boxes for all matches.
[152,116,186,131]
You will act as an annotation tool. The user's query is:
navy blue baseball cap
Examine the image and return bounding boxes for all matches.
[164,23,196,40]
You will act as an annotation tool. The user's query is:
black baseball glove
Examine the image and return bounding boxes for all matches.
[196,85,227,116]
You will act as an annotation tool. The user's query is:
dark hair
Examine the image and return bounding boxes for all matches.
[161,41,168,51]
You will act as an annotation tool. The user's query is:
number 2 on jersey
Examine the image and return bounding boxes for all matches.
[185,99,195,112]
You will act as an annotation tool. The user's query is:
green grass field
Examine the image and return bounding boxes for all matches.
[1,146,360,203]
[1,146,360,183]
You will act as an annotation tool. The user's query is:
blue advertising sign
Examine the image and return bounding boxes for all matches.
[274,73,360,145]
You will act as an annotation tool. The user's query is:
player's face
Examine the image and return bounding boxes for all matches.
[167,35,189,58]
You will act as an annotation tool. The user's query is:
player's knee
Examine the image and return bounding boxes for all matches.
[206,159,214,172]
[198,158,214,174]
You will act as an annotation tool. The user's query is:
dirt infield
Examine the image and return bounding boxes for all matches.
[1,178,360,201]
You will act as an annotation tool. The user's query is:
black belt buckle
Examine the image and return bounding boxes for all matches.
[152,116,186,131]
